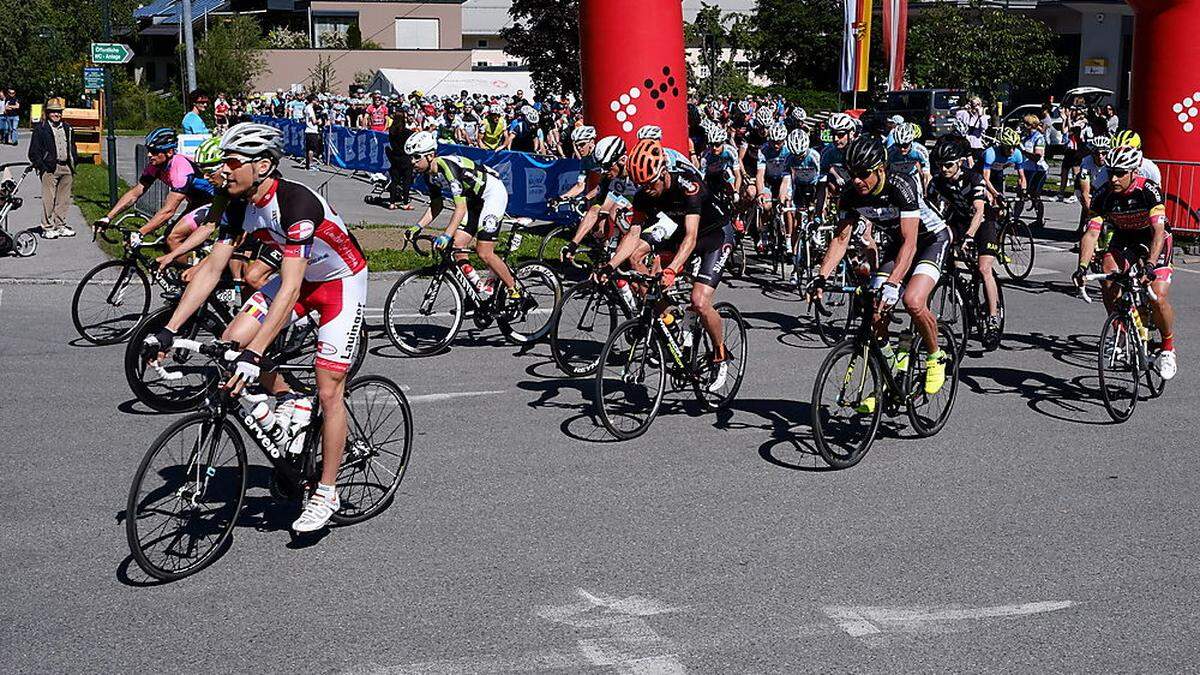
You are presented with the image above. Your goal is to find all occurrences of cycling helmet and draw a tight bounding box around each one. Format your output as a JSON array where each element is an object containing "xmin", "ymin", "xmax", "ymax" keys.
[
  {"xmin": 488, "ymin": 104, "xmax": 504, "ymax": 115},
  {"xmin": 826, "ymin": 112, "xmax": 856, "ymax": 133},
  {"xmin": 844, "ymin": 136, "xmax": 887, "ymax": 175},
  {"xmin": 892, "ymin": 122, "xmax": 917, "ymax": 145},
  {"xmin": 193, "ymin": 137, "xmax": 223, "ymax": 169},
  {"xmin": 404, "ymin": 130, "xmax": 438, "ymax": 156},
  {"xmin": 1111, "ymin": 129, "xmax": 1142, "ymax": 149},
  {"xmin": 637, "ymin": 125, "xmax": 663, "ymax": 141},
  {"xmin": 755, "ymin": 107, "xmax": 775, "ymax": 127},
  {"xmin": 951, "ymin": 117, "xmax": 969, "ymax": 136},
  {"xmin": 218, "ymin": 122, "xmax": 283, "ymax": 161},
  {"xmin": 571, "ymin": 125, "xmax": 597, "ymax": 143},
  {"xmin": 931, "ymin": 137, "xmax": 968, "ymax": 164},
  {"xmin": 627, "ymin": 139, "xmax": 668, "ymax": 185},
  {"xmin": 706, "ymin": 125, "xmax": 728, "ymax": 145},
  {"xmin": 1088, "ymin": 135, "xmax": 1113, "ymax": 152},
  {"xmin": 791, "ymin": 107, "xmax": 808, "ymax": 122},
  {"xmin": 996, "ymin": 127, "xmax": 1021, "ymax": 148},
  {"xmin": 786, "ymin": 128, "xmax": 810, "ymax": 155},
  {"xmin": 767, "ymin": 123, "xmax": 788, "ymax": 143},
  {"xmin": 737, "ymin": 100, "xmax": 752, "ymax": 114},
  {"xmin": 1106, "ymin": 145, "xmax": 1143, "ymax": 172},
  {"xmin": 593, "ymin": 135, "xmax": 627, "ymax": 168},
  {"xmin": 525, "ymin": 110, "xmax": 540, "ymax": 124},
  {"xmin": 910, "ymin": 123, "xmax": 923, "ymax": 140},
  {"xmin": 145, "ymin": 127, "xmax": 178, "ymax": 152}
]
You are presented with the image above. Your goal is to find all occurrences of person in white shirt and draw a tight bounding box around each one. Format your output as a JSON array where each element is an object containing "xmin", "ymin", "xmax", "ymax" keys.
[
  {"xmin": 954, "ymin": 96, "xmax": 990, "ymax": 159},
  {"xmin": 303, "ymin": 95, "xmax": 321, "ymax": 171}
]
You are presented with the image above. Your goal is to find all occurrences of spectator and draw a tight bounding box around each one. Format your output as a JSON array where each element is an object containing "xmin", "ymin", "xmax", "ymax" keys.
[
  {"xmin": 1019, "ymin": 113, "xmax": 1048, "ymax": 227},
  {"xmin": 1103, "ymin": 104, "xmax": 1119, "ymax": 134},
  {"xmin": 213, "ymin": 93, "xmax": 229, "ymax": 133},
  {"xmin": 182, "ymin": 90, "xmax": 210, "ymax": 134},
  {"xmin": 303, "ymin": 94, "xmax": 322, "ymax": 171},
  {"xmin": 366, "ymin": 92, "xmax": 389, "ymax": 132},
  {"xmin": 4, "ymin": 89, "xmax": 21, "ymax": 145},
  {"xmin": 506, "ymin": 107, "xmax": 544, "ymax": 154},
  {"xmin": 954, "ymin": 95, "xmax": 989, "ymax": 160},
  {"xmin": 1058, "ymin": 106, "xmax": 1088, "ymax": 202},
  {"xmin": 27, "ymin": 98, "xmax": 78, "ymax": 238},
  {"xmin": 480, "ymin": 104, "xmax": 507, "ymax": 150},
  {"xmin": 385, "ymin": 110, "xmax": 414, "ymax": 210},
  {"xmin": 0, "ymin": 89, "xmax": 9, "ymax": 144}
]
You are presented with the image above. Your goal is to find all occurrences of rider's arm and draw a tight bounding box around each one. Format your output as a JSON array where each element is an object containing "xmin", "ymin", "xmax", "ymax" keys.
[
  {"xmin": 160, "ymin": 222, "xmax": 215, "ymax": 265},
  {"xmin": 246, "ymin": 256, "xmax": 306, "ymax": 356},
  {"xmin": 1077, "ymin": 216, "xmax": 1102, "ymax": 270},
  {"xmin": 570, "ymin": 202, "xmax": 606, "ymax": 245},
  {"xmin": 966, "ymin": 198, "xmax": 986, "ymax": 238},
  {"xmin": 887, "ymin": 216, "xmax": 920, "ymax": 286},
  {"xmin": 444, "ymin": 197, "xmax": 469, "ymax": 238},
  {"xmin": 103, "ymin": 183, "xmax": 147, "ymax": 220},
  {"xmin": 731, "ymin": 159, "xmax": 744, "ymax": 195},
  {"xmin": 981, "ymin": 167, "xmax": 997, "ymax": 199},
  {"xmin": 139, "ymin": 191, "xmax": 187, "ymax": 236},
  {"xmin": 606, "ymin": 225, "xmax": 643, "ymax": 270},
  {"xmin": 780, "ymin": 175, "xmax": 793, "ymax": 205},
  {"xmin": 667, "ymin": 215, "xmax": 701, "ymax": 275},
  {"xmin": 755, "ymin": 166, "xmax": 766, "ymax": 199},
  {"xmin": 164, "ymin": 241, "xmax": 235, "ymax": 332},
  {"xmin": 1016, "ymin": 167, "xmax": 1028, "ymax": 193},
  {"xmin": 1146, "ymin": 202, "xmax": 1169, "ymax": 269}
]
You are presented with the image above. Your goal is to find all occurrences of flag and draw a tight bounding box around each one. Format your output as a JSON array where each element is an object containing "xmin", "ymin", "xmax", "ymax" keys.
[
  {"xmin": 882, "ymin": 0, "xmax": 908, "ymax": 91},
  {"xmin": 841, "ymin": 0, "xmax": 874, "ymax": 93}
]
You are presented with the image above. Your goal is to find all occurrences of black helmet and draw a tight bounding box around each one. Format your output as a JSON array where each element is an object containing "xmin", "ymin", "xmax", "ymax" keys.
[
  {"xmin": 931, "ymin": 137, "xmax": 968, "ymax": 165},
  {"xmin": 844, "ymin": 136, "xmax": 886, "ymax": 174}
]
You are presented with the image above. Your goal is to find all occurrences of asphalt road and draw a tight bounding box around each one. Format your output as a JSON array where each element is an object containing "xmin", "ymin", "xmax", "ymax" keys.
[{"xmin": 3, "ymin": 139, "xmax": 1200, "ymax": 671}]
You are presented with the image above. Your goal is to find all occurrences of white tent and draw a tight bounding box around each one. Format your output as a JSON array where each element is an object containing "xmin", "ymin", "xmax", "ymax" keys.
[{"xmin": 368, "ymin": 69, "xmax": 534, "ymax": 98}]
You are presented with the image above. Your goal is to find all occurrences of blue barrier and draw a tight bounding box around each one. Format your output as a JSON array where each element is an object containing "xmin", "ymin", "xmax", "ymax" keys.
[{"xmin": 253, "ymin": 116, "xmax": 581, "ymax": 221}]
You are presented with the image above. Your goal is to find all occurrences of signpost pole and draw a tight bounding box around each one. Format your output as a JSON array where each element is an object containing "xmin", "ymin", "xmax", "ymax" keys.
[{"xmin": 101, "ymin": 0, "xmax": 118, "ymax": 207}]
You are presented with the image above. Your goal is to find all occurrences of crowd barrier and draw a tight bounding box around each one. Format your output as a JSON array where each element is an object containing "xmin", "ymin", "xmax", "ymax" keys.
[
  {"xmin": 1151, "ymin": 158, "xmax": 1200, "ymax": 237},
  {"xmin": 252, "ymin": 116, "xmax": 581, "ymax": 221}
]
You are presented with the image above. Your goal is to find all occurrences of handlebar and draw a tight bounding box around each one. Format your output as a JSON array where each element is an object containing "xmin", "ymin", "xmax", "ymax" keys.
[
  {"xmin": 146, "ymin": 338, "xmax": 241, "ymax": 381},
  {"xmin": 1078, "ymin": 269, "xmax": 1159, "ymax": 304}
]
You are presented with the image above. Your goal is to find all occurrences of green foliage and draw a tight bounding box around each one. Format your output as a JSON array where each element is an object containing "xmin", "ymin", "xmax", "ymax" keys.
[
  {"xmin": 113, "ymin": 75, "xmax": 185, "ymax": 131},
  {"xmin": 346, "ymin": 22, "xmax": 363, "ymax": 50},
  {"xmin": 267, "ymin": 26, "xmax": 309, "ymax": 49},
  {"xmin": 908, "ymin": 1, "xmax": 1066, "ymax": 103},
  {"xmin": 685, "ymin": 3, "xmax": 758, "ymax": 98},
  {"xmin": 195, "ymin": 16, "xmax": 266, "ymax": 98},
  {"xmin": 500, "ymin": 0, "xmax": 581, "ymax": 97},
  {"xmin": 748, "ymin": 0, "xmax": 843, "ymax": 92},
  {"xmin": 308, "ymin": 55, "xmax": 340, "ymax": 95},
  {"xmin": 753, "ymin": 86, "xmax": 841, "ymax": 113}
]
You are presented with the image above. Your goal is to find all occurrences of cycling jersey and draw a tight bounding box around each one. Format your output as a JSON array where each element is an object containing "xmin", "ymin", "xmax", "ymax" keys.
[
  {"xmin": 218, "ymin": 178, "xmax": 366, "ymax": 283},
  {"xmin": 789, "ymin": 148, "xmax": 822, "ymax": 186},
  {"xmin": 632, "ymin": 160, "xmax": 729, "ymax": 242},
  {"xmin": 819, "ymin": 144, "xmax": 847, "ymax": 185},
  {"xmin": 481, "ymin": 117, "xmax": 507, "ymax": 150},
  {"xmin": 981, "ymin": 147, "xmax": 1026, "ymax": 174},
  {"xmin": 740, "ymin": 126, "xmax": 768, "ymax": 174},
  {"xmin": 576, "ymin": 155, "xmax": 601, "ymax": 188},
  {"xmin": 928, "ymin": 170, "xmax": 987, "ymax": 224},
  {"xmin": 599, "ymin": 171, "xmax": 637, "ymax": 208},
  {"xmin": 508, "ymin": 119, "xmax": 542, "ymax": 153},
  {"xmin": 837, "ymin": 171, "xmax": 947, "ymax": 239},
  {"xmin": 757, "ymin": 143, "xmax": 792, "ymax": 182},
  {"xmin": 1088, "ymin": 176, "xmax": 1167, "ymax": 234},
  {"xmin": 701, "ymin": 143, "xmax": 740, "ymax": 185},
  {"xmin": 887, "ymin": 144, "xmax": 928, "ymax": 178},
  {"xmin": 140, "ymin": 154, "xmax": 212, "ymax": 207},
  {"xmin": 428, "ymin": 155, "xmax": 501, "ymax": 204}
]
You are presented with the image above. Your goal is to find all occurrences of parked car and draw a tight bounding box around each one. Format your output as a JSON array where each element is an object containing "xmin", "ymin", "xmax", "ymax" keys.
[
  {"xmin": 862, "ymin": 88, "xmax": 966, "ymax": 138},
  {"xmin": 999, "ymin": 87, "xmax": 1112, "ymax": 155}
]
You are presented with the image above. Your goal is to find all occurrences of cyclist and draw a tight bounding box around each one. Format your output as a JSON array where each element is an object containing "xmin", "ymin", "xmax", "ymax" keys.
[
  {"xmin": 1096, "ymin": 129, "xmax": 1161, "ymax": 186},
  {"xmin": 786, "ymin": 127, "xmax": 822, "ymax": 282},
  {"xmin": 700, "ymin": 125, "xmax": 743, "ymax": 228},
  {"xmin": 143, "ymin": 122, "xmax": 368, "ymax": 533},
  {"xmin": 808, "ymin": 136, "xmax": 952, "ymax": 399},
  {"xmin": 506, "ymin": 107, "xmax": 545, "ymax": 154},
  {"xmin": 603, "ymin": 139, "xmax": 737, "ymax": 391},
  {"xmin": 406, "ymin": 130, "xmax": 523, "ymax": 304},
  {"xmin": 886, "ymin": 123, "xmax": 931, "ymax": 189},
  {"xmin": 737, "ymin": 106, "xmax": 772, "ymax": 232},
  {"xmin": 927, "ymin": 140, "xmax": 1002, "ymax": 348},
  {"xmin": 755, "ymin": 122, "xmax": 794, "ymax": 254},
  {"xmin": 1073, "ymin": 145, "xmax": 1177, "ymax": 380},
  {"xmin": 980, "ymin": 127, "xmax": 1027, "ymax": 203},
  {"xmin": 93, "ymin": 127, "xmax": 214, "ymax": 252},
  {"xmin": 555, "ymin": 125, "xmax": 599, "ymax": 202},
  {"xmin": 637, "ymin": 125, "xmax": 664, "ymax": 141},
  {"xmin": 562, "ymin": 135, "xmax": 635, "ymax": 258},
  {"xmin": 1075, "ymin": 136, "xmax": 1112, "ymax": 239},
  {"xmin": 815, "ymin": 112, "xmax": 858, "ymax": 220}
]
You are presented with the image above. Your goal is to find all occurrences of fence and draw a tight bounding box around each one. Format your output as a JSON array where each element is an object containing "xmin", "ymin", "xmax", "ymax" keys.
[
  {"xmin": 133, "ymin": 144, "xmax": 171, "ymax": 218},
  {"xmin": 1153, "ymin": 158, "xmax": 1200, "ymax": 237}
]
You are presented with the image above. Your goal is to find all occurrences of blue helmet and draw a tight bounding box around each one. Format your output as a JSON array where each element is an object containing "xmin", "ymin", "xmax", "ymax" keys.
[{"xmin": 144, "ymin": 127, "xmax": 178, "ymax": 152}]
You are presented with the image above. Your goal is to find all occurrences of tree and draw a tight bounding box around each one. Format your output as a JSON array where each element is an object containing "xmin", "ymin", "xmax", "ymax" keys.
[
  {"xmin": 346, "ymin": 22, "xmax": 363, "ymax": 50},
  {"xmin": 196, "ymin": 16, "xmax": 266, "ymax": 97},
  {"xmin": 500, "ymin": 0, "xmax": 581, "ymax": 97},
  {"xmin": 685, "ymin": 3, "xmax": 756, "ymax": 97},
  {"xmin": 908, "ymin": 1, "xmax": 1066, "ymax": 103},
  {"xmin": 747, "ymin": 0, "xmax": 843, "ymax": 92},
  {"xmin": 308, "ymin": 55, "xmax": 340, "ymax": 94}
]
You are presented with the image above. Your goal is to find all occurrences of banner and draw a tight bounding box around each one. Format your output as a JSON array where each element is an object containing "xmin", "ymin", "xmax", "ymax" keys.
[
  {"xmin": 882, "ymin": 0, "xmax": 907, "ymax": 91},
  {"xmin": 841, "ymin": 0, "xmax": 874, "ymax": 93},
  {"xmin": 252, "ymin": 116, "xmax": 581, "ymax": 221}
]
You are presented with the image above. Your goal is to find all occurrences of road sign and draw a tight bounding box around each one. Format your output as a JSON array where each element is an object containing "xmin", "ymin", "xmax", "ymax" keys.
[
  {"xmin": 90, "ymin": 43, "xmax": 133, "ymax": 65},
  {"xmin": 83, "ymin": 67, "xmax": 105, "ymax": 92}
]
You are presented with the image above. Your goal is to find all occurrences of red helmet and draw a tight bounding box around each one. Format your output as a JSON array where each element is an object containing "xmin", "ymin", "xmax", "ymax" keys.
[{"xmin": 627, "ymin": 139, "xmax": 667, "ymax": 186}]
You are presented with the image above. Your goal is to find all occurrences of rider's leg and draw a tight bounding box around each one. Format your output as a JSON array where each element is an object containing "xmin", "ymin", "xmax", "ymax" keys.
[
  {"xmin": 476, "ymin": 240, "xmax": 515, "ymax": 290},
  {"xmin": 903, "ymin": 273, "xmax": 940, "ymax": 353},
  {"xmin": 315, "ymin": 366, "xmax": 349, "ymax": 486},
  {"xmin": 1100, "ymin": 252, "xmax": 1121, "ymax": 315},
  {"xmin": 221, "ymin": 309, "xmax": 290, "ymax": 396},
  {"xmin": 978, "ymin": 254, "xmax": 1000, "ymax": 316},
  {"xmin": 474, "ymin": 183, "xmax": 515, "ymax": 291},
  {"xmin": 691, "ymin": 282, "xmax": 723, "ymax": 357}
]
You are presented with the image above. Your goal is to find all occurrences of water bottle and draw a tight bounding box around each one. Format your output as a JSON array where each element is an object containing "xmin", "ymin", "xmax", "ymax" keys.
[
  {"xmin": 616, "ymin": 279, "xmax": 636, "ymax": 310},
  {"xmin": 509, "ymin": 232, "xmax": 524, "ymax": 252},
  {"xmin": 459, "ymin": 261, "xmax": 490, "ymax": 298},
  {"xmin": 243, "ymin": 397, "xmax": 288, "ymax": 447},
  {"xmin": 895, "ymin": 331, "xmax": 912, "ymax": 373},
  {"xmin": 285, "ymin": 397, "xmax": 313, "ymax": 455}
]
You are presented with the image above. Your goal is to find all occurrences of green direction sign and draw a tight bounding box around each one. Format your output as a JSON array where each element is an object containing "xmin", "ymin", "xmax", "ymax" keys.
[
  {"xmin": 90, "ymin": 42, "xmax": 133, "ymax": 65},
  {"xmin": 83, "ymin": 67, "xmax": 105, "ymax": 92}
]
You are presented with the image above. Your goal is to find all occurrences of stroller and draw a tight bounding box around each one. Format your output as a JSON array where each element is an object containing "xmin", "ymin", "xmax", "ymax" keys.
[
  {"xmin": 0, "ymin": 162, "xmax": 38, "ymax": 258},
  {"xmin": 362, "ymin": 171, "xmax": 395, "ymax": 208}
]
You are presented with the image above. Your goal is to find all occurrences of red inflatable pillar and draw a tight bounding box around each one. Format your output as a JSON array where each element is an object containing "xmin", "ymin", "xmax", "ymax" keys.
[
  {"xmin": 1128, "ymin": 0, "xmax": 1200, "ymax": 232},
  {"xmin": 580, "ymin": 0, "xmax": 690, "ymax": 153}
]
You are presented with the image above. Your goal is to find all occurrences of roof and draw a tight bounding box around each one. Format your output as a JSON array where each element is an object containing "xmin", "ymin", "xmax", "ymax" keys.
[
  {"xmin": 134, "ymin": 0, "xmax": 229, "ymax": 25},
  {"xmin": 369, "ymin": 67, "xmax": 533, "ymax": 97}
]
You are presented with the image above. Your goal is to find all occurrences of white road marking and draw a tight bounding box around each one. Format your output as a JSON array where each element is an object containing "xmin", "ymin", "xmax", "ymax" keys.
[
  {"xmin": 823, "ymin": 600, "xmax": 1075, "ymax": 638},
  {"xmin": 407, "ymin": 389, "xmax": 506, "ymax": 403},
  {"xmin": 536, "ymin": 588, "xmax": 688, "ymax": 672},
  {"xmin": 823, "ymin": 607, "xmax": 882, "ymax": 637}
]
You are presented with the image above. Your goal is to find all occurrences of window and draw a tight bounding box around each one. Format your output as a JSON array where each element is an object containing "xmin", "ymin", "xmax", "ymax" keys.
[
  {"xmin": 313, "ymin": 13, "xmax": 356, "ymax": 48},
  {"xmin": 395, "ymin": 18, "xmax": 439, "ymax": 49},
  {"xmin": 477, "ymin": 39, "xmax": 488, "ymax": 48}
]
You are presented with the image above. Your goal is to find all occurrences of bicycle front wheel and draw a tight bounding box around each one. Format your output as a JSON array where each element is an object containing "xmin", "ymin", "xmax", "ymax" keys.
[
  {"xmin": 595, "ymin": 319, "xmax": 667, "ymax": 440},
  {"xmin": 1097, "ymin": 312, "xmax": 1140, "ymax": 422},
  {"xmin": 126, "ymin": 414, "xmax": 247, "ymax": 581},
  {"xmin": 124, "ymin": 306, "xmax": 226, "ymax": 412},
  {"xmin": 811, "ymin": 338, "xmax": 884, "ymax": 469},
  {"xmin": 498, "ymin": 262, "xmax": 562, "ymax": 344},
  {"xmin": 691, "ymin": 302, "xmax": 748, "ymax": 410},
  {"xmin": 550, "ymin": 280, "xmax": 620, "ymax": 376},
  {"xmin": 384, "ymin": 268, "xmax": 465, "ymax": 356},
  {"xmin": 815, "ymin": 264, "xmax": 854, "ymax": 346},
  {"xmin": 1001, "ymin": 219, "xmax": 1036, "ymax": 280},
  {"xmin": 72, "ymin": 260, "xmax": 151, "ymax": 345}
]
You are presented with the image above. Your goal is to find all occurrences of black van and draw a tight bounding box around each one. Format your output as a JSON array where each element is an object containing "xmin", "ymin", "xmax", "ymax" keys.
[{"xmin": 863, "ymin": 88, "xmax": 966, "ymax": 138}]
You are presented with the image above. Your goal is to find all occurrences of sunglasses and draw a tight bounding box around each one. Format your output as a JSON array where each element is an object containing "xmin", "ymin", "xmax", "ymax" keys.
[
  {"xmin": 940, "ymin": 161, "xmax": 959, "ymax": 170},
  {"xmin": 222, "ymin": 156, "xmax": 252, "ymax": 170},
  {"xmin": 833, "ymin": 131, "xmax": 849, "ymax": 138},
  {"xmin": 851, "ymin": 167, "xmax": 876, "ymax": 180}
]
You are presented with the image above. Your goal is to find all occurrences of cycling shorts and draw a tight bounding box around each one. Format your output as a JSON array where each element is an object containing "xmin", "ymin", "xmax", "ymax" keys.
[
  {"xmin": 242, "ymin": 268, "xmax": 367, "ymax": 372},
  {"xmin": 459, "ymin": 175, "xmax": 508, "ymax": 243},
  {"xmin": 792, "ymin": 183, "xmax": 818, "ymax": 208},
  {"xmin": 948, "ymin": 215, "xmax": 999, "ymax": 255},
  {"xmin": 692, "ymin": 222, "xmax": 737, "ymax": 289},
  {"xmin": 1105, "ymin": 229, "xmax": 1174, "ymax": 285},
  {"xmin": 764, "ymin": 174, "xmax": 787, "ymax": 197},
  {"xmin": 876, "ymin": 227, "xmax": 952, "ymax": 285}
]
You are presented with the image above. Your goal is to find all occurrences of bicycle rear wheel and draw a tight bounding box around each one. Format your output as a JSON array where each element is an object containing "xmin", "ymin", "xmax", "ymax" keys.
[
  {"xmin": 126, "ymin": 414, "xmax": 247, "ymax": 581},
  {"xmin": 929, "ymin": 277, "xmax": 968, "ymax": 360},
  {"xmin": 550, "ymin": 280, "xmax": 620, "ymax": 376},
  {"xmin": 811, "ymin": 338, "xmax": 884, "ymax": 469},
  {"xmin": 124, "ymin": 306, "xmax": 226, "ymax": 412},
  {"xmin": 498, "ymin": 261, "xmax": 562, "ymax": 344},
  {"xmin": 814, "ymin": 264, "xmax": 854, "ymax": 346},
  {"xmin": 595, "ymin": 319, "xmax": 666, "ymax": 440},
  {"xmin": 384, "ymin": 268, "xmax": 465, "ymax": 356},
  {"xmin": 904, "ymin": 328, "xmax": 961, "ymax": 437},
  {"xmin": 691, "ymin": 302, "xmax": 748, "ymax": 410},
  {"xmin": 1001, "ymin": 219, "xmax": 1036, "ymax": 280},
  {"xmin": 1145, "ymin": 346, "xmax": 1167, "ymax": 399},
  {"xmin": 1097, "ymin": 312, "xmax": 1140, "ymax": 422},
  {"xmin": 325, "ymin": 375, "xmax": 414, "ymax": 525},
  {"xmin": 72, "ymin": 260, "xmax": 151, "ymax": 345}
]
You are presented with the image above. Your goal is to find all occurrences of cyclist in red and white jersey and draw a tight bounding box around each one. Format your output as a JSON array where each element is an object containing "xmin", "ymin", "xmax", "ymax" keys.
[{"xmin": 144, "ymin": 122, "xmax": 368, "ymax": 532}]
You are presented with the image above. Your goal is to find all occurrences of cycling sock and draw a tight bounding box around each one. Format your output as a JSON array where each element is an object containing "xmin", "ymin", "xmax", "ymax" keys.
[{"xmin": 1163, "ymin": 333, "xmax": 1175, "ymax": 351}]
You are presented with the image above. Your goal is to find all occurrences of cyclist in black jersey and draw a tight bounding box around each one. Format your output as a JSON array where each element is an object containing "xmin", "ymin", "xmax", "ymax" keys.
[
  {"xmin": 562, "ymin": 136, "xmax": 634, "ymax": 259},
  {"xmin": 809, "ymin": 136, "xmax": 951, "ymax": 396},
  {"xmin": 604, "ymin": 139, "xmax": 737, "ymax": 391}
]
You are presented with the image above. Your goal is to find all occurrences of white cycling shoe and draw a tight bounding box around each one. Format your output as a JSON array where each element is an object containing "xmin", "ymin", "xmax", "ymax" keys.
[
  {"xmin": 292, "ymin": 486, "xmax": 340, "ymax": 533},
  {"xmin": 707, "ymin": 360, "xmax": 729, "ymax": 394},
  {"xmin": 1158, "ymin": 349, "xmax": 1178, "ymax": 381}
]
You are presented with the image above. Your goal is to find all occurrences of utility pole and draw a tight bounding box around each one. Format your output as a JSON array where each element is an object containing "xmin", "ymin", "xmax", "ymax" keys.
[
  {"xmin": 181, "ymin": 0, "xmax": 197, "ymax": 93},
  {"xmin": 102, "ymin": 0, "xmax": 118, "ymax": 206}
]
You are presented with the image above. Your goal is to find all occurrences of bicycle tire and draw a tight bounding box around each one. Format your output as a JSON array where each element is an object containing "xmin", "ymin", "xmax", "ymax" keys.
[
  {"xmin": 126, "ymin": 414, "xmax": 247, "ymax": 581},
  {"xmin": 497, "ymin": 262, "xmax": 562, "ymax": 344},
  {"xmin": 904, "ymin": 328, "xmax": 961, "ymax": 437},
  {"xmin": 326, "ymin": 375, "xmax": 414, "ymax": 525},
  {"xmin": 811, "ymin": 338, "xmax": 884, "ymax": 469},
  {"xmin": 72, "ymin": 259, "xmax": 151, "ymax": 345},
  {"xmin": 595, "ymin": 318, "xmax": 666, "ymax": 440},
  {"xmin": 690, "ymin": 302, "xmax": 748, "ymax": 411},
  {"xmin": 536, "ymin": 225, "xmax": 572, "ymax": 264},
  {"xmin": 550, "ymin": 280, "xmax": 620, "ymax": 376},
  {"xmin": 124, "ymin": 306, "xmax": 227, "ymax": 412},
  {"xmin": 383, "ymin": 267, "xmax": 465, "ymax": 356},
  {"xmin": 1097, "ymin": 312, "xmax": 1139, "ymax": 422},
  {"xmin": 1144, "ymin": 347, "xmax": 1167, "ymax": 400},
  {"xmin": 815, "ymin": 264, "xmax": 855, "ymax": 346},
  {"xmin": 1001, "ymin": 219, "xmax": 1036, "ymax": 280},
  {"xmin": 930, "ymin": 276, "xmax": 968, "ymax": 361}
]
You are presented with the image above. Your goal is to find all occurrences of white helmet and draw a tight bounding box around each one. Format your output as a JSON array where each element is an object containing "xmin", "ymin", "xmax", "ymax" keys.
[
  {"xmin": 786, "ymin": 128, "xmax": 810, "ymax": 155},
  {"xmin": 892, "ymin": 122, "xmax": 917, "ymax": 145},
  {"xmin": 525, "ymin": 109, "xmax": 540, "ymax": 124},
  {"xmin": 636, "ymin": 125, "xmax": 663, "ymax": 141},
  {"xmin": 755, "ymin": 107, "xmax": 775, "ymax": 126},
  {"xmin": 737, "ymin": 100, "xmax": 751, "ymax": 114},
  {"xmin": 1106, "ymin": 145, "xmax": 1143, "ymax": 172},
  {"xmin": 791, "ymin": 107, "xmax": 808, "ymax": 122},
  {"xmin": 767, "ymin": 123, "xmax": 788, "ymax": 142},
  {"xmin": 706, "ymin": 125, "xmax": 728, "ymax": 145},
  {"xmin": 594, "ymin": 135, "xmax": 627, "ymax": 167},
  {"xmin": 404, "ymin": 130, "xmax": 437, "ymax": 156},
  {"xmin": 219, "ymin": 122, "xmax": 283, "ymax": 160},
  {"xmin": 826, "ymin": 112, "xmax": 856, "ymax": 133},
  {"xmin": 571, "ymin": 125, "xmax": 597, "ymax": 143}
]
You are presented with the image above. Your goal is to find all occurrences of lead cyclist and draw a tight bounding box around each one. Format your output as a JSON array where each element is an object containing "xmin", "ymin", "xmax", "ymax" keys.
[{"xmin": 143, "ymin": 122, "xmax": 369, "ymax": 533}]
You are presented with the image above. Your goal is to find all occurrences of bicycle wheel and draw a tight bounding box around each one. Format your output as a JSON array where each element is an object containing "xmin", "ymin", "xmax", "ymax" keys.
[
  {"xmin": 1145, "ymin": 345, "xmax": 1167, "ymax": 399},
  {"xmin": 691, "ymin": 302, "xmax": 748, "ymax": 410},
  {"xmin": 728, "ymin": 235, "xmax": 747, "ymax": 280},
  {"xmin": 595, "ymin": 319, "xmax": 666, "ymax": 440},
  {"xmin": 1000, "ymin": 219, "xmax": 1036, "ymax": 280},
  {"xmin": 904, "ymin": 328, "xmax": 961, "ymax": 437},
  {"xmin": 815, "ymin": 265, "xmax": 854, "ymax": 346},
  {"xmin": 929, "ymin": 277, "xmax": 968, "ymax": 360},
  {"xmin": 124, "ymin": 306, "xmax": 226, "ymax": 412},
  {"xmin": 536, "ymin": 225, "xmax": 572, "ymax": 264},
  {"xmin": 811, "ymin": 338, "xmax": 884, "ymax": 469},
  {"xmin": 498, "ymin": 262, "xmax": 562, "ymax": 344},
  {"xmin": 550, "ymin": 280, "xmax": 620, "ymax": 376},
  {"xmin": 383, "ymin": 267, "xmax": 464, "ymax": 356},
  {"xmin": 126, "ymin": 414, "xmax": 247, "ymax": 581},
  {"xmin": 72, "ymin": 260, "xmax": 151, "ymax": 345},
  {"xmin": 1097, "ymin": 312, "xmax": 1140, "ymax": 422},
  {"xmin": 324, "ymin": 375, "xmax": 414, "ymax": 525}
]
